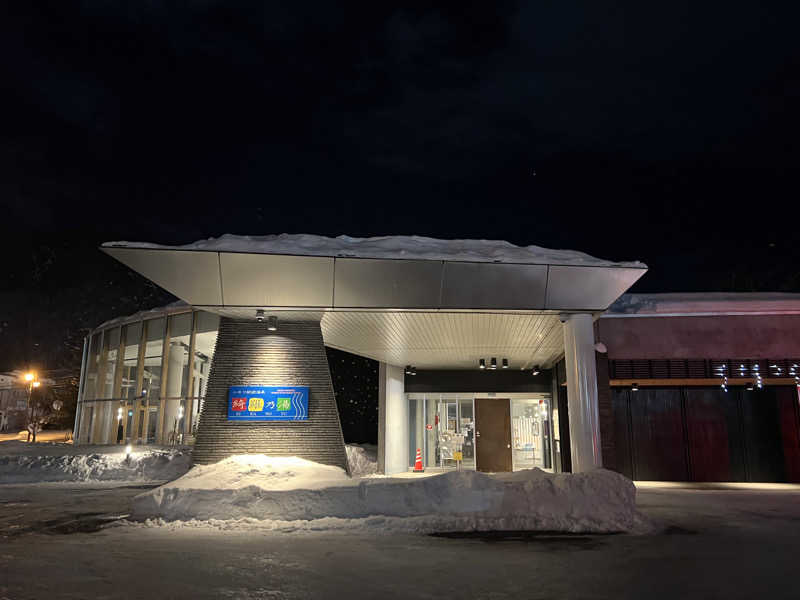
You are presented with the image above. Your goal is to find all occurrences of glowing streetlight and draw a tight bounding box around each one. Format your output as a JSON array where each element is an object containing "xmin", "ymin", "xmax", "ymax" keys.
[{"xmin": 22, "ymin": 371, "xmax": 42, "ymax": 442}]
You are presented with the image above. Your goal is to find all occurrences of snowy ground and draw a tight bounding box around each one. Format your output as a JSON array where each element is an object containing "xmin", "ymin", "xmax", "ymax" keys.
[
  {"xmin": 3, "ymin": 443, "xmax": 799, "ymax": 598},
  {"xmin": 1, "ymin": 482, "xmax": 800, "ymax": 599}
]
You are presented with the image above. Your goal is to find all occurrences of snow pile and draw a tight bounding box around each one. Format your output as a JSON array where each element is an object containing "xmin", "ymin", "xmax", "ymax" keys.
[
  {"xmin": 133, "ymin": 455, "xmax": 637, "ymax": 533},
  {"xmin": 104, "ymin": 234, "xmax": 645, "ymax": 268},
  {"xmin": 345, "ymin": 443, "xmax": 377, "ymax": 477},
  {"xmin": 0, "ymin": 448, "xmax": 192, "ymax": 483}
]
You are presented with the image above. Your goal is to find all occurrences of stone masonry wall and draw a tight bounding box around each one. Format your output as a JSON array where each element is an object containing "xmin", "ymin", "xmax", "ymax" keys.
[{"xmin": 192, "ymin": 318, "xmax": 348, "ymax": 470}]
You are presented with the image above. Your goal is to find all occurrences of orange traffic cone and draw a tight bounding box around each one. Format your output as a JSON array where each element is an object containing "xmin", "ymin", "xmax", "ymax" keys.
[{"xmin": 413, "ymin": 448, "xmax": 424, "ymax": 472}]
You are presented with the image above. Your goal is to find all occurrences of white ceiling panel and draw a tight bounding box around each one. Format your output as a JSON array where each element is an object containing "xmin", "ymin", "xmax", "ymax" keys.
[{"xmin": 320, "ymin": 311, "xmax": 564, "ymax": 369}]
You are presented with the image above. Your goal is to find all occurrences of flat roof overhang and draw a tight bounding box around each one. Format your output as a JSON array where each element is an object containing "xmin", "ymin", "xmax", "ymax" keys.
[
  {"xmin": 101, "ymin": 245, "xmax": 646, "ymax": 370},
  {"xmin": 101, "ymin": 246, "xmax": 646, "ymax": 312}
]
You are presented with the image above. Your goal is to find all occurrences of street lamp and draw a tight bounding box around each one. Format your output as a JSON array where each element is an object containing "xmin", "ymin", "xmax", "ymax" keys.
[{"xmin": 22, "ymin": 372, "xmax": 40, "ymax": 442}]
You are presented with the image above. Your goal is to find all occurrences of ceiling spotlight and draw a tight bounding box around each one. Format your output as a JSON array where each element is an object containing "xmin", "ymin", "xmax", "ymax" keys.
[
  {"xmin": 502, "ymin": 358, "xmax": 509, "ymax": 369},
  {"xmin": 256, "ymin": 309, "xmax": 265, "ymax": 323},
  {"xmin": 490, "ymin": 357, "xmax": 497, "ymax": 370},
  {"xmin": 631, "ymin": 382, "xmax": 639, "ymax": 392},
  {"xmin": 532, "ymin": 365, "xmax": 541, "ymax": 376},
  {"xmin": 479, "ymin": 358, "xmax": 486, "ymax": 370},
  {"xmin": 267, "ymin": 315, "xmax": 278, "ymax": 331}
]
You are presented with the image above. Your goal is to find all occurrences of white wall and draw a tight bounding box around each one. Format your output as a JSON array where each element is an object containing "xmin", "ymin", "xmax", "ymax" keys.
[{"xmin": 377, "ymin": 363, "xmax": 408, "ymax": 475}]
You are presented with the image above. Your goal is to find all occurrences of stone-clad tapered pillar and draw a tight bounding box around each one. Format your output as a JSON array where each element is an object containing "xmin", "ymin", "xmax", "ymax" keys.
[{"xmin": 192, "ymin": 317, "xmax": 348, "ymax": 471}]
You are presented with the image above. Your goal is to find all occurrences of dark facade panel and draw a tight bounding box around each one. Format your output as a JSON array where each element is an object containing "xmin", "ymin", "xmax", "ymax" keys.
[
  {"xmin": 192, "ymin": 319, "xmax": 348, "ymax": 470},
  {"xmin": 611, "ymin": 389, "xmax": 634, "ymax": 479},
  {"xmin": 404, "ymin": 369, "xmax": 552, "ymax": 394},
  {"xmin": 777, "ymin": 386, "xmax": 800, "ymax": 483},
  {"xmin": 629, "ymin": 388, "xmax": 689, "ymax": 481},
  {"xmin": 740, "ymin": 389, "xmax": 785, "ymax": 482},
  {"xmin": 609, "ymin": 385, "xmax": 798, "ymax": 482},
  {"xmin": 684, "ymin": 389, "xmax": 742, "ymax": 481},
  {"xmin": 599, "ymin": 314, "xmax": 800, "ymax": 360},
  {"xmin": 595, "ymin": 354, "xmax": 615, "ymax": 472}
]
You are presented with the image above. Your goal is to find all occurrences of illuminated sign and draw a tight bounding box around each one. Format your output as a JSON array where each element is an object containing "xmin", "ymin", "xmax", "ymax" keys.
[{"xmin": 227, "ymin": 386, "xmax": 309, "ymax": 421}]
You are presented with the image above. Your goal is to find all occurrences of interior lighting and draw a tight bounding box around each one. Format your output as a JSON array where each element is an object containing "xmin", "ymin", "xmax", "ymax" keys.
[
  {"xmin": 502, "ymin": 358, "xmax": 509, "ymax": 369},
  {"xmin": 631, "ymin": 382, "xmax": 639, "ymax": 392},
  {"xmin": 490, "ymin": 357, "xmax": 497, "ymax": 370},
  {"xmin": 410, "ymin": 366, "xmax": 417, "ymax": 376},
  {"xmin": 267, "ymin": 316, "xmax": 278, "ymax": 331},
  {"xmin": 479, "ymin": 359, "xmax": 486, "ymax": 370},
  {"xmin": 32, "ymin": 381, "xmax": 41, "ymax": 388},
  {"xmin": 255, "ymin": 309, "xmax": 265, "ymax": 322},
  {"xmin": 24, "ymin": 372, "xmax": 35, "ymax": 382},
  {"xmin": 532, "ymin": 365, "xmax": 541, "ymax": 376},
  {"xmin": 405, "ymin": 365, "xmax": 412, "ymax": 375}
]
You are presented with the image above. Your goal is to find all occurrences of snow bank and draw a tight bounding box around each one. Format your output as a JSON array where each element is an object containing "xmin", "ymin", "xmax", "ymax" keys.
[
  {"xmin": 0, "ymin": 447, "xmax": 192, "ymax": 483},
  {"xmin": 104, "ymin": 234, "xmax": 645, "ymax": 268},
  {"xmin": 345, "ymin": 443, "xmax": 377, "ymax": 477},
  {"xmin": 133, "ymin": 456, "xmax": 637, "ymax": 533}
]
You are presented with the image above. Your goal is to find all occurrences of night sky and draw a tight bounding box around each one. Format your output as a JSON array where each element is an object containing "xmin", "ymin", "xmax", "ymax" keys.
[{"xmin": 0, "ymin": 3, "xmax": 798, "ymax": 429}]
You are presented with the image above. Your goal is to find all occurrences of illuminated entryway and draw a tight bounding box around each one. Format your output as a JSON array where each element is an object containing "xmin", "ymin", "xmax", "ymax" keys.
[{"xmin": 407, "ymin": 393, "xmax": 553, "ymax": 472}]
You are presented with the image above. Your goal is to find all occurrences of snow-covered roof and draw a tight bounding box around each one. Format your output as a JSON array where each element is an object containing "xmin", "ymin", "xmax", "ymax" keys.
[
  {"xmin": 606, "ymin": 292, "xmax": 800, "ymax": 317},
  {"xmin": 91, "ymin": 300, "xmax": 192, "ymax": 333},
  {"xmin": 103, "ymin": 234, "xmax": 645, "ymax": 268}
]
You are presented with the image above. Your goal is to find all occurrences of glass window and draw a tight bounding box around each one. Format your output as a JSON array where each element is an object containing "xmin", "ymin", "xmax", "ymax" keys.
[
  {"xmin": 83, "ymin": 333, "xmax": 102, "ymax": 401},
  {"xmin": 121, "ymin": 322, "xmax": 142, "ymax": 400},
  {"xmin": 99, "ymin": 327, "xmax": 120, "ymax": 399},
  {"xmin": 511, "ymin": 397, "xmax": 553, "ymax": 471},
  {"xmin": 459, "ymin": 399, "xmax": 475, "ymax": 469},
  {"xmin": 165, "ymin": 313, "xmax": 192, "ymax": 398},
  {"xmin": 142, "ymin": 318, "xmax": 165, "ymax": 400},
  {"xmin": 192, "ymin": 312, "xmax": 219, "ymax": 399}
]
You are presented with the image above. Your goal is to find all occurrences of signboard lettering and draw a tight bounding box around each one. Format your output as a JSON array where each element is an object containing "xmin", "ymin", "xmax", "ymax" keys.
[{"xmin": 227, "ymin": 386, "xmax": 309, "ymax": 421}]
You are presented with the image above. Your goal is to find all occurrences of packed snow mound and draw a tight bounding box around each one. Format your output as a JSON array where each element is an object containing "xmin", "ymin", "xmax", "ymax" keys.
[
  {"xmin": 346, "ymin": 443, "xmax": 377, "ymax": 477},
  {"xmin": 133, "ymin": 456, "xmax": 637, "ymax": 533},
  {"xmin": 104, "ymin": 234, "xmax": 645, "ymax": 268},
  {"xmin": 0, "ymin": 448, "xmax": 191, "ymax": 483}
]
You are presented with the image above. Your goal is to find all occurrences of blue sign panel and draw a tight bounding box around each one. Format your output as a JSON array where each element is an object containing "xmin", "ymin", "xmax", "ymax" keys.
[{"xmin": 227, "ymin": 386, "xmax": 309, "ymax": 421}]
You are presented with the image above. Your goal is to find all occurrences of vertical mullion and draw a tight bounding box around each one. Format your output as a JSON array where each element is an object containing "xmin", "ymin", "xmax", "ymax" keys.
[{"xmin": 184, "ymin": 311, "xmax": 198, "ymax": 437}]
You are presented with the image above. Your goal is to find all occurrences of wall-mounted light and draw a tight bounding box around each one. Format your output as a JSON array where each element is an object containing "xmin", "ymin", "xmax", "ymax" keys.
[
  {"xmin": 405, "ymin": 365, "xmax": 412, "ymax": 375},
  {"xmin": 256, "ymin": 309, "xmax": 265, "ymax": 323},
  {"xmin": 410, "ymin": 366, "xmax": 417, "ymax": 376},
  {"xmin": 631, "ymin": 382, "xmax": 639, "ymax": 392},
  {"xmin": 532, "ymin": 365, "xmax": 541, "ymax": 376},
  {"xmin": 502, "ymin": 358, "xmax": 509, "ymax": 369},
  {"xmin": 479, "ymin": 359, "xmax": 486, "ymax": 370},
  {"xmin": 490, "ymin": 357, "xmax": 497, "ymax": 370},
  {"xmin": 267, "ymin": 315, "xmax": 278, "ymax": 331}
]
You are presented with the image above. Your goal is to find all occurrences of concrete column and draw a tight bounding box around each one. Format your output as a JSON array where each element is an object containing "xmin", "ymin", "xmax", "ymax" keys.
[
  {"xmin": 561, "ymin": 313, "xmax": 602, "ymax": 472},
  {"xmin": 377, "ymin": 363, "xmax": 408, "ymax": 475}
]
